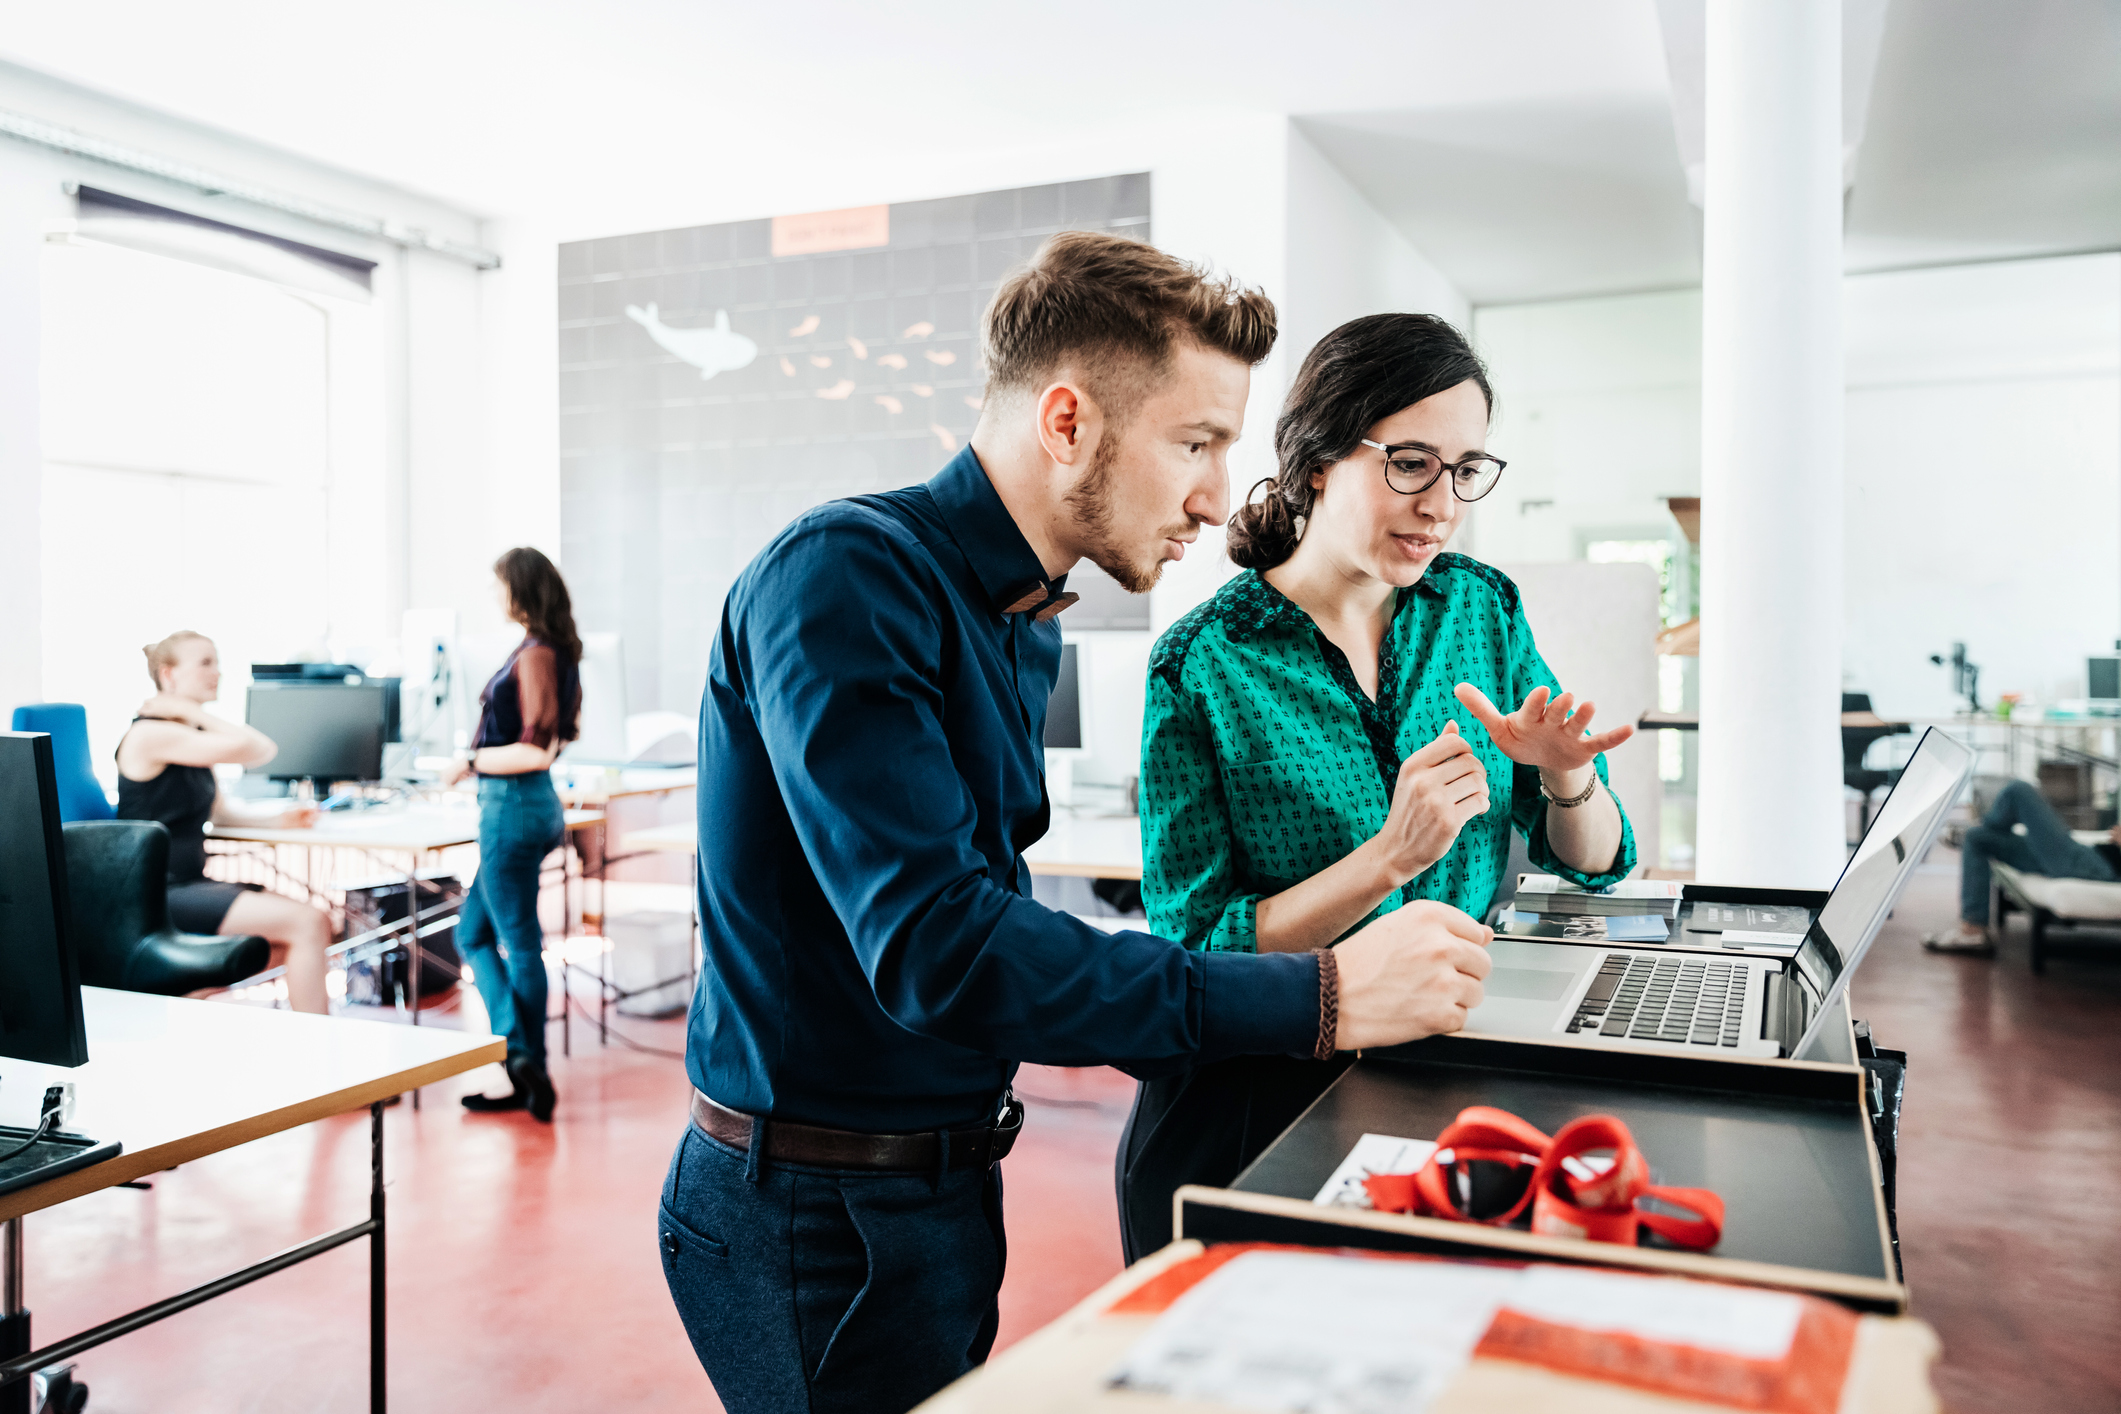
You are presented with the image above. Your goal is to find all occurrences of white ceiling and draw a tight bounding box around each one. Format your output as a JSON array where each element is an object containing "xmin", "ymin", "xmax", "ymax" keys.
[
  {"xmin": 0, "ymin": 1, "xmax": 1665, "ymax": 223},
  {"xmin": 0, "ymin": 0, "xmax": 2113, "ymax": 304},
  {"xmin": 1304, "ymin": 0, "xmax": 2121, "ymax": 304}
]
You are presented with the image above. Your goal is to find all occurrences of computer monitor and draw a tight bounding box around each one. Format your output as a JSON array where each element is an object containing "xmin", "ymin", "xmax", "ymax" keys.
[
  {"xmin": 0, "ymin": 733, "xmax": 90, "ymax": 1066},
  {"xmin": 2090, "ymin": 655, "xmax": 2119, "ymax": 702},
  {"xmin": 246, "ymin": 682, "xmax": 387, "ymax": 784},
  {"xmin": 1045, "ymin": 643, "xmax": 1083, "ymax": 751},
  {"xmin": 253, "ymin": 666, "xmax": 403, "ymax": 741}
]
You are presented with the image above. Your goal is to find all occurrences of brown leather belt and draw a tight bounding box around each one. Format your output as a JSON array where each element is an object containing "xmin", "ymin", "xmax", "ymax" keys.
[{"xmin": 689, "ymin": 1089, "xmax": 1023, "ymax": 1172}]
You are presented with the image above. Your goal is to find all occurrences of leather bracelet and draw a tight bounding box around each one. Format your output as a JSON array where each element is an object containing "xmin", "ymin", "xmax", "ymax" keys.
[
  {"xmin": 1538, "ymin": 771, "xmax": 1599, "ymax": 808},
  {"xmin": 1313, "ymin": 947, "xmax": 1339, "ymax": 1061}
]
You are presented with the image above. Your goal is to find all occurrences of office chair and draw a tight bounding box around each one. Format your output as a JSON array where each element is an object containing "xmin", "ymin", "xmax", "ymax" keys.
[
  {"xmin": 10, "ymin": 703, "xmax": 115, "ymax": 821},
  {"xmin": 1842, "ymin": 692, "xmax": 1911, "ymax": 841},
  {"xmin": 61, "ymin": 821, "xmax": 270, "ymax": 996}
]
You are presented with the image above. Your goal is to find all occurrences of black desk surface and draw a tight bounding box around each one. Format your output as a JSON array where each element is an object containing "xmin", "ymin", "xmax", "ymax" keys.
[{"xmin": 1229, "ymin": 1049, "xmax": 1891, "ymax": 1282}]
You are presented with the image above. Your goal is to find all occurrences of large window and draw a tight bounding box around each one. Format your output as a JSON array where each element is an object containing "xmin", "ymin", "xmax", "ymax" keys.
[{"xmin": 39, "ymin": 237, "xmax": 381, "ymax": 789}]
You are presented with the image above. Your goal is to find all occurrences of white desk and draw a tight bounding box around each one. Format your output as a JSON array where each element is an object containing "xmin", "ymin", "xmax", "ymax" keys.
[
  {"xmin": 620, "ymin": 821, "xmax": 699, "ymax": 854},
  {"xmin": 208, "ymin": 804, "xmax": 604, "ymax": 852},
  {"xmin": 0, "ymin": 989, "xmax": 498, "ymax": 1410},
  {"xmin": 207, "ymin": 806, "xmax": 606, "ymax": 1073},
  {"xmin": 617, "ymin": 815, "xmax": 1146, "ymax": 881},
  {"xmin": 1024, "ymin": 815, "xmax": 1143, "ymax": 881}
]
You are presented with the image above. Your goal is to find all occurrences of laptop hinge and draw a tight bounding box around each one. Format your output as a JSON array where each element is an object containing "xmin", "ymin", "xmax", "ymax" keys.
[{"xmin": 1760, "ymin": 974, "xmax": 1809, "ymax": 1057}]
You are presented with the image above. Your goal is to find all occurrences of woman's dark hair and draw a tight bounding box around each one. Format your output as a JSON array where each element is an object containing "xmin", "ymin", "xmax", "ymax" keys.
[
  {"xmin": 495, "ymin": 546, "xmax": 583, "ymax": 667},
  {"xmin": 1227, "ymin": 313, "xmax": 1494, "ymax": 570}
]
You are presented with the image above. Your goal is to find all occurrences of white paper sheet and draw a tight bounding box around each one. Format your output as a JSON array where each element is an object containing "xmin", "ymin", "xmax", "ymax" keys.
[
  {"xmin": 1107, "ymin": 1250, "xmax": 1519, "ymax": 1414},
  {"xmin": 1503, "ymin": 1266, "xmax": 1802, "ymax": 1360},
  {"xmin": 1312, "ymin": 1133, "xmax": 1437, "ymax": 1208}
]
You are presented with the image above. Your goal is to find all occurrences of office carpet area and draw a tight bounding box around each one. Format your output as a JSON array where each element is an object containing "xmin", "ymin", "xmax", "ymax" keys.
[{"xmin": 16, "ymin": 854, "xmax": 2118, "ymax": 1411}]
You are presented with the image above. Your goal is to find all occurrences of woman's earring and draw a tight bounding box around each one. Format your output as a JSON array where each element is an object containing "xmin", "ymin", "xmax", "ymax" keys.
[{"xmin": 1292, "ymin": 514, "xmax": 1308, "ymax": 541}]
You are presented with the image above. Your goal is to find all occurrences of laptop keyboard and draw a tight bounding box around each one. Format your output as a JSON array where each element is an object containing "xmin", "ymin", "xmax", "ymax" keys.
[{"xmin": 1565, "ymin": 955, "xmax": 1749, "ymax": 1047}]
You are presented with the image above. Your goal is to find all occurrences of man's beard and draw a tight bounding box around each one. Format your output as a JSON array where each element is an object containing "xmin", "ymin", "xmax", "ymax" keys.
[{"xmin": 1064, "ymin": 433, "xmax": 1180, "ymax": 594}]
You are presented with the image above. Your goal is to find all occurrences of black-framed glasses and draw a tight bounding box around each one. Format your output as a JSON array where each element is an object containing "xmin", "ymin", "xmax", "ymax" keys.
[{"xmin": 1360, "ymin": 439, "xmax": 1507, "ymax": 502}]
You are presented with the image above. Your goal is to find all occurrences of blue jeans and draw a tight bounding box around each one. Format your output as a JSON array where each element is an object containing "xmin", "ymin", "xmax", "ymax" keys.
[
  {"xmin": 658, "ymin": 1122, "xmax": 1006, "ymax": 1414},
  {"xmin": 457, "ymin": 773, "xmax": 564, "ymax": 1067},
  {"xmin": 1961, "ymin": 780, "xmax": 2117, "ymax": 922}
]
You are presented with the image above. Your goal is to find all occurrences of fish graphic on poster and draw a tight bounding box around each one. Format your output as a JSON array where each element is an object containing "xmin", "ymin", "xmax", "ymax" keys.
[{"xmin": 625, "ymin": 304, "xmax": 758, "ymax": 380}]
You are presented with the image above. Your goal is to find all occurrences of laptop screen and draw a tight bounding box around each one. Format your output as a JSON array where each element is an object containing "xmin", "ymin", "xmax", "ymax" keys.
[{"xmin": 1789, "ymin": 728, "xmax": 1974, "ymax": 1049}]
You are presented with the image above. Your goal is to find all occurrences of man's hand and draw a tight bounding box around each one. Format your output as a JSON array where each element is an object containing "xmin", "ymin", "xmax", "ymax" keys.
[
  {"xmin": 1331, "ymin": 900, "xmax": 1494, "ymax": 1050},
  {"xmin": 1454, "ymin": 683, "xmax": 1632, "ymax": 773},
  {"xmin": 1367, "ymin": 723, "xmax": 1490, "ymax": 883}
]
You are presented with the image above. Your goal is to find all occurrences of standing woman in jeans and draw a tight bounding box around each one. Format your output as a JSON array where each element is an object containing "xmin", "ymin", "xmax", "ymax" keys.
[{"xmin": 440, "ymin": 547, "xmax": 582, "ymax": 1122}]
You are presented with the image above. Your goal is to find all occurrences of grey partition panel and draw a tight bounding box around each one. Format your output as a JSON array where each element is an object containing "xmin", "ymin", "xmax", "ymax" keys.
[{"xmin": 558, "ymin": 175, "xmax": 1152, "ymax": 715}]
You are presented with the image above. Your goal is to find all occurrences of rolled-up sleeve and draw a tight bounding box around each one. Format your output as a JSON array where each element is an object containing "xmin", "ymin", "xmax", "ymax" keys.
[{"xmin": 736, "ymin": 520, "xmax": 1318, "ymax": 1071}]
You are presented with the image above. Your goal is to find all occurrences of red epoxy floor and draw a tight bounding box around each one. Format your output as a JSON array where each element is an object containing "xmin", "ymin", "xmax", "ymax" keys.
[
  {"xmin": 13, "ymin": 999, "xmax": 1132, "ymax": 1413},
  {"xmin": 18, "ymin": 853, "xmax": 2120, "ymax": 1412}
]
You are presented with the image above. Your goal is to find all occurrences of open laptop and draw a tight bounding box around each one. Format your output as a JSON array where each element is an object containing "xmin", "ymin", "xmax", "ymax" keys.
[{"xmin": 1463, "ymin": 727, "xmax": 1974, "ymax": 1060}]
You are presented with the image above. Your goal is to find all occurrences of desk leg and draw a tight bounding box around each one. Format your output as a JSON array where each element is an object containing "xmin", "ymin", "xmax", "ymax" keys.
[
  {"xmin": 370, "ymin": 1100, "xmax": 386, "ymax": 1414},
  {"xmin": 407, "ymin": 854, "xmax": 424, "ymax": 1113},
  {"xmin": 1, "ymin": 1218, "xmax": 24, "ymax": 1414}
]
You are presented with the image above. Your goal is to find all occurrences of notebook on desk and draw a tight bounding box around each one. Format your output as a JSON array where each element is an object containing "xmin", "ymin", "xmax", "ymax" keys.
[{"xmin": 1464, "ymin": 728, "xmax": 1973, "ymax": 1060}]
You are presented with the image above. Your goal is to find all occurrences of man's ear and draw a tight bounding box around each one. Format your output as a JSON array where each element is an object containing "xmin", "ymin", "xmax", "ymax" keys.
[{"xmin": 1035, "ymin": 379, "xmax": 1099, "ymax": 468}]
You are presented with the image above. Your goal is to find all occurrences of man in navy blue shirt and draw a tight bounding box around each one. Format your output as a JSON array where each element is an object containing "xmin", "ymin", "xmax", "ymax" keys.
[{"xmin": 659, "ymin": 231, "xmax": 1495, "ymax": 1414}]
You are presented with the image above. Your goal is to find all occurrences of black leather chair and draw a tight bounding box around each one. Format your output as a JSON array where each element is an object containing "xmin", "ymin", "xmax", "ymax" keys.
[
  {"xmin": 62, "ymin": 821, "xmax": 271, "ymax": 995},
  {"xmin": 1842, "ymin": 692, "xmax": 1912, "ymax": 841}
]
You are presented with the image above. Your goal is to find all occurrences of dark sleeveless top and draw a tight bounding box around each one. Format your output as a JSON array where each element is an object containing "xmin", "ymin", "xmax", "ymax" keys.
[
  {"xmin": 116, "ymin": 719, "xmax": 218, "ymax": 885},
  {"xmin": 473, "ymin": 637, "xmax": 581, "ymax": 756}
]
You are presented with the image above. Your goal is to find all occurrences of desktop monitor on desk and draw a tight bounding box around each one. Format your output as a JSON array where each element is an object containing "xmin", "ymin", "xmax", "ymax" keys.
[
  {"xmin": 0, "ymin": 733, "xmax": 90, "ymax": 1066},
  {"xmin": 246, "ymin": 681, "xmax": 387, "ymax": 784},
  {"xmin": 2090, "ymin": 655, "xmax": 2119, "ymax": 704}
]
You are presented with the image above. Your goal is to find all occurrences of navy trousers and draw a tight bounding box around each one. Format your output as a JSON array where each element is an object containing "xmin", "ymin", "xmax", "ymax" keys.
[
  {"xmin": 659, "ymin": 1122, "xmax": 1006, "ymax": 1414},
  {"xmin": 1961, "ymin": 780, "xmax": 2116, "ymax": 922}
]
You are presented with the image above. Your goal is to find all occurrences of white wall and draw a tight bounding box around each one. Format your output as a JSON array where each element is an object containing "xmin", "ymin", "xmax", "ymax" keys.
[
  {"xmin": 1469, "ymin": 253, "xmax": 2121, "ymax": 719},
  {"xmin": 1473, "ymin": 288, "xmax": 1703, "ymax": 564},
  {"xmin": 1284, "ymin": 124, "xmax": 1471, "ymax": 380},
  {"xmin": 0, "ymin": 63, "xmax": 494, "ymax": 715},
  {"xmin": 1843, "ymin": 254, "xmax": 2120, "ymax": 713}
]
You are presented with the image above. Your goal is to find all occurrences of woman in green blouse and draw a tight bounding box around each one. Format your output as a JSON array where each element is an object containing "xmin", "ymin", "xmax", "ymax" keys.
[{"xmin": 1119, "ymin": 313, "xmax": 1639, "ymax": 1258}]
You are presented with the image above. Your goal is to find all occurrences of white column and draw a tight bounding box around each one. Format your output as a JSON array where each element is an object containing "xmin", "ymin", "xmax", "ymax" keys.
[
  {"xmin": 1696, "ymin": 0, "xmax": 1847, "ymax": 886},
  {"xmin": 0, "ymin": 150, "xmax": 68, "ymax": 715}
]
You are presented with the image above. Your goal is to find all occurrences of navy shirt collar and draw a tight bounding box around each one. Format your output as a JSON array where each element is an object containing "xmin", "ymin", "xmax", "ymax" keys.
[{"xmin": 927, "ymin": 445, "xmax": 1070, "ymax": 617}]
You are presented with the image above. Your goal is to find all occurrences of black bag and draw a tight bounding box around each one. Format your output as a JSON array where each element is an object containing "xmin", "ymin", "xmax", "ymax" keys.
[{"xmin": 343, "ymin": 871, "xmax": 463, "ymax": 1006}]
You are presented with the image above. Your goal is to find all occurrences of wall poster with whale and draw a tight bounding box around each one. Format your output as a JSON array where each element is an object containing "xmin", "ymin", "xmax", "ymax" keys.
[{"xmin": 558, "ymin": 174, "xmax": 1153, "ymax": 717}]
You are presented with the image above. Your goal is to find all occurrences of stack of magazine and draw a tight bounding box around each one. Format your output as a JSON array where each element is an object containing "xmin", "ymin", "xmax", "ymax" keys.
[
  {"xmin": 1511, "ymin": 875, "xmax": 1684, "ymax": 917},
  {"xmin": 1501, "ymin": 876, "xmax": 1686, "ymax": 942}
]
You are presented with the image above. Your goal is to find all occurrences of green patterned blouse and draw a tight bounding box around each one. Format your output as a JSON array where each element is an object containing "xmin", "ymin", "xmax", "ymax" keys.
[{"xmin": 1140, "ymin": 555, "xmax": 1636, "ymax": 952}]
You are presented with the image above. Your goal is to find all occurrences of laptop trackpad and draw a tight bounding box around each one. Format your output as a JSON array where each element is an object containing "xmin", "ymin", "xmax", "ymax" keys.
[{"xmin": 1486, "ymin": 967, "xmax": 1577, "ymax": 1001}]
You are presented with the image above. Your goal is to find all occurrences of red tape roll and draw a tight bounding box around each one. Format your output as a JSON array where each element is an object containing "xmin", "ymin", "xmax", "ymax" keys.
[{"xmin": 1359, "ymin": 1107, "xmax": 1724, "ymax": 1252}]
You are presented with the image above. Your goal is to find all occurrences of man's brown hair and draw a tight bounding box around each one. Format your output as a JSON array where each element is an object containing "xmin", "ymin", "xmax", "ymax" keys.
[{"xmin": 981, "ymin": 230, "xmax": 1277, "ymax": 423}]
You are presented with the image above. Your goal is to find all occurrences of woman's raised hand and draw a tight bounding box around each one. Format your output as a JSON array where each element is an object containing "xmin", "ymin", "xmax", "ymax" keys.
[
  {"xmin": 138, "ymin": 693, "xmax": 202, "ymax": 726},
  {"xmin": 1452, "ymin": 683, "xmax": 1633, "ymax": 772},
  {"xmin": 1368, "ymin": 722, "xmax": 1490, "ymax": 885}
]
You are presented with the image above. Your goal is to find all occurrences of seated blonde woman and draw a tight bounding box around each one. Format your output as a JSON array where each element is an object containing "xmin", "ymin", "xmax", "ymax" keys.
[{"xmin": 115, "ymin": 631, "xmax": 334, "ymax": 1013}]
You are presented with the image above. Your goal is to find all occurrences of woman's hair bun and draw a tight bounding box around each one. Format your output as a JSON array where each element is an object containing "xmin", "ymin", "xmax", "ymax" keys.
[{"xmin": 1226, "ymin": 478, "xmax": 1303, "ymax": 570}]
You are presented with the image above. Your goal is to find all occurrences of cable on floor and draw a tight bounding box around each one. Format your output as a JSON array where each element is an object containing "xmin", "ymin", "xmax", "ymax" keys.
[{"xmin": 562, "ymin": 993, "xmax": 688, "ymax": 1060}]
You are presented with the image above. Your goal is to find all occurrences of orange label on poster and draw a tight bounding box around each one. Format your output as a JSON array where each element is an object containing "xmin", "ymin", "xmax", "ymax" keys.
[{"xmin": 771, "ymin": 205, "xmax": 889, "ymax": 257}]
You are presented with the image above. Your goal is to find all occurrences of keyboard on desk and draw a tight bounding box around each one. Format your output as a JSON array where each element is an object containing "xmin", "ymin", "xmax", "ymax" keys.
[{"xmin": 1566, "ymin": 954, "xmax": 1750, "ymax": 1048}]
